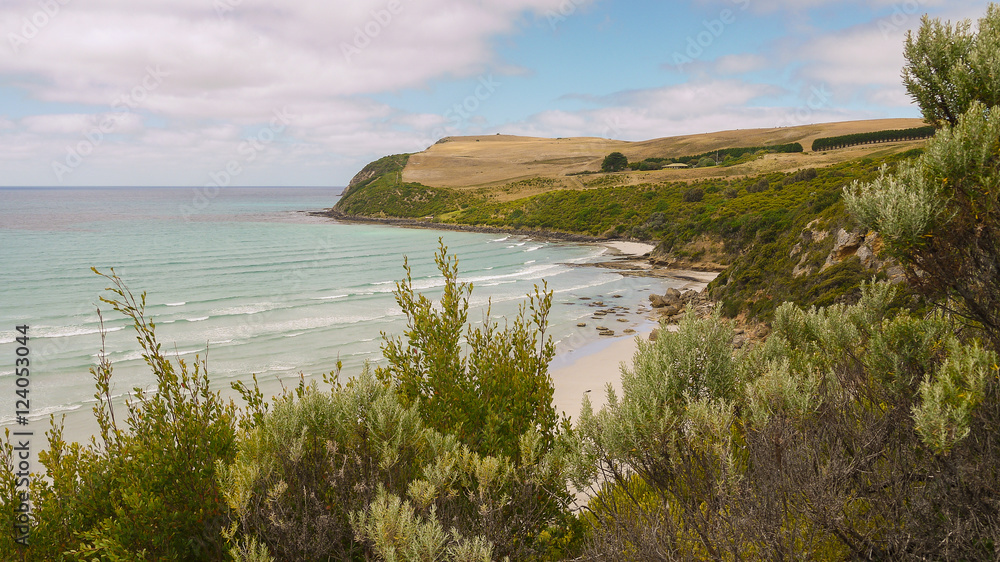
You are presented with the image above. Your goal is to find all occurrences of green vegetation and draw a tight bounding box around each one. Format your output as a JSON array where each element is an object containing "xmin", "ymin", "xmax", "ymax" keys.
[
  {"xmin": 570, "ymin": 284, "xmax": 1000, "ymax": 559},
  {"xmin": 377, "ymin": 241, "xmax": 560, "ymax": 462},
  {"xmin": 848, "ymin": 103, "xmax": 1000, "ymax": 352},
  {"xmin": 335, "ymin": 152, "xmax": 474, "ymax": 219},
  {"xmin": 341, "ymin": 153, "xmax": 410, "ymax": 198},
  {"xmin": 811, "ymin": 126, "xmax": 935, "ymax": 151},
  {"xmin": 336, "ymin": 174, "xmax": 470, "ymax": 219},
  {"xmin": 601, "ymin": 151, "xmax": 628, "ymax": 172},
  {"xmin": 6, "ymin": 6, "xmax": 1000, "ymax": 559},
  {"xmin": 0, "ymin": 270, "xmax": 237, "ymax": 560},
  {"xmin": 902, "ymin": 4, "xmax": 1000, "ymax": 127}
]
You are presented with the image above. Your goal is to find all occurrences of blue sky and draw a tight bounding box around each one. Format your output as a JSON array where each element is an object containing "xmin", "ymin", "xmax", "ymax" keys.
[{"xmin": 0, "ymin": 0, "xmax": 986, "ymax": 187}]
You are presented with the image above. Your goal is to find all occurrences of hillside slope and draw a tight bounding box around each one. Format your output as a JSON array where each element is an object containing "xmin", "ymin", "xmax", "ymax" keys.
[
  {"xmin": 331, "ymin": 119, "xmax": 929, "ymax": 319},
  {"xmin": 402, "ymin": 118, "xmax": 927, "ymax": 197}
]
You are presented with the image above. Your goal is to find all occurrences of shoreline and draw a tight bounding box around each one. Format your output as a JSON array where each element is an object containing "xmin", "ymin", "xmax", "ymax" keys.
[
  {"xmin": 314, "ymin": 209, "xmax": 722, "ymax": 423},
  {"xmin": 45, "ymin": 215, "xmax": 719, "ymax": 451},
  {"xmin": 314, "ymin": 208, "xmax": 641, "ymax": 245}
]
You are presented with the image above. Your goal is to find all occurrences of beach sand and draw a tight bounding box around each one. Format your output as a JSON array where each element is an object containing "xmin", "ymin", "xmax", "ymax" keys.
[
  {"xmin": 550, "ymin": 331, "xmax": 644, "ymax": 422},
  {"xmin": 550, "ymin": 263, "xmax": 716, "ymax": 423}
]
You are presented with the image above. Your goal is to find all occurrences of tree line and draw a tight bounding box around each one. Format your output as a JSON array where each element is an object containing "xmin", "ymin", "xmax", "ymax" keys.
[{"xmin": 811, "ymin": 126, "xmax": 935, "ymax": 151}]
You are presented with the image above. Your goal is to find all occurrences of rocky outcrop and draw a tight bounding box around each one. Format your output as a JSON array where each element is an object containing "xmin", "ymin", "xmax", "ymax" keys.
[
  {"xmin": 648, "ymin": 287, "xmax": 712, "ymax": 323},
  {"xmin": 789, "ymin": 220, "xmax": 903, "ymax": 280},
  {"xmin": 822, "ymin": 228, "xmax": 904, "ymax": 279},
  {"xmin": 829, "ymin": 229, "xmax": 864, "ymax": 263}
]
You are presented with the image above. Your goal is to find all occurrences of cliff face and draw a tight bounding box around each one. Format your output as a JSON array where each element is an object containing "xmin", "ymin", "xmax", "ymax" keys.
[{"xmin": 340, "ymin": 153, "xmax": 410, "ymax": 200}]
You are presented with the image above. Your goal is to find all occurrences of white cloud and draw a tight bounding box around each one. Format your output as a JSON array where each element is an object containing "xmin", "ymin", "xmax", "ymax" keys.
[
  {"xmin": 0, "ymin": 0, "xmax": 599, "ymax": 185},
  {"xmin": 502, "ymin": 79, "xmax": 867, "ymax": 142},
  {"xmin": 0, "ymin": 0, "xmax": 986, "ymax": 186},
  {"xmin": 712, "ymin": 53, "xmax": 769, "ymax": 75}
]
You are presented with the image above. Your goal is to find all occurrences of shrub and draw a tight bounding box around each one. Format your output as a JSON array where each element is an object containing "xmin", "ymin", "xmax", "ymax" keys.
[
  {"xmin": 747, "ymin": 177, "xmax": 770, "ymax": 193},
  {"xmin": 0, "ymin": 269, "xmax": 237, "ymax": 560},
  {"xmin": 378, "ymin": 240, "xmax": 559, "ymax": 462},
  {"xmin": 220, "ymin": 244, "xmax": 577, "ymax": 561},
  {"xmin": 683, "ymin": 187, "xmax": 704, "ymax": 202},
  {"xmin": 846, "ymin": 100, "xmax": 1000, "ymax": 350},
  {"xmin": 570, "ymin": 283, "xmax": 1000, "ymax": 559}
]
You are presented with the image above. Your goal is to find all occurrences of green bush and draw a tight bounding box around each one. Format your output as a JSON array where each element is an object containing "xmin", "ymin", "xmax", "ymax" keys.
[
  {"xmin": 377, "ymin": 240, "xmax": 559, "ymax": 462},
  {"xmin": 682, "ymin": 187, "xmax": 704, "ymax": 202},
  {"xmin": 220, "ymin": 243, "xmax": 577, "ymax": 561},
  {"xmin": 570, "ymin": 283, "xmax": 1000, "ymax": 559},
  {"xmin": 0, "ymin": 270, "xmax": 237, "ymax": 561}
]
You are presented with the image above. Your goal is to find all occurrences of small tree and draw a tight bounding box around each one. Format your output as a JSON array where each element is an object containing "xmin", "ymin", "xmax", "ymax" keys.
[
  {"xmin": 902, "ymin": 4, "xmax": 1000, "ymax": 127},
  {"xmin": 601, "ymin": 152, "xmax": 628, "ymax": 173},
  {"xmin": 377, "ymin": 240, "xmax": 559, "ymax": 462}
]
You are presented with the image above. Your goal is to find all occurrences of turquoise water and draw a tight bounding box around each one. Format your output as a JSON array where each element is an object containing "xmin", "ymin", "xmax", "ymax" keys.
[{"xmin": 0, "ymin": 187, "xmax": 676, "ymax": 440}]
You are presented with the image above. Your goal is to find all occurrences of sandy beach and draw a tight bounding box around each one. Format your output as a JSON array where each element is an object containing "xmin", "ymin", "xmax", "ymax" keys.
[{"xmin": 550, "ymin": 243, "xmax": 717, "ymax": 422}]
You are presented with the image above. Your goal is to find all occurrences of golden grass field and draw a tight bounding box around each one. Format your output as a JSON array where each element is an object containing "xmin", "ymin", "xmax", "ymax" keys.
[{"xmin": 401, "ymin": 118, "xmax": 928, "ymax": 201}]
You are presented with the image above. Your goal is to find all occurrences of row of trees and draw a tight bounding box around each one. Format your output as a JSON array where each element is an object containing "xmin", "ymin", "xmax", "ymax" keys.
[{"xmin": 811, "ymin": 126, "xmax": 936, "ymax": 151}]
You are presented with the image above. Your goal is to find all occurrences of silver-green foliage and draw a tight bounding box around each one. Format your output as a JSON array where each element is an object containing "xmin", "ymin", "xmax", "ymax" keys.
[
  {"xmin": 221, "ymin": 362, "xmax": 570, "ymax": 561},
  {"xmin": 846, "ymin": 100, "xmax": 1000, "ymax": 348},
  {"xmin": 846, "ymin": 101, "xmax": 1000, "ymax": 251},
  {"xmin": 571, "ymin": 283, "xmax": 1000, "ymax": 559},
  {"xmin": 902, "ymin": 4, "xmax": 1000, "ymax": 127},
  {"xmin": 219, "ymin": 367, "xmax": 430, "ymax": 561},
  {"xmin": 843, "ymin": 162, "xmax": 947, "ymax": 251},
  {"xmin": 858, "ymin": 2, "xmax": 1000, "ymax": 351}
]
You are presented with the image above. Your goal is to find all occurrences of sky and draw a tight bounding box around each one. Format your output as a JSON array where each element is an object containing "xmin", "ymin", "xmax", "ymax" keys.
[{"xmin": 0, "ymin": 0, "xmax": 988, "ymax": 187}]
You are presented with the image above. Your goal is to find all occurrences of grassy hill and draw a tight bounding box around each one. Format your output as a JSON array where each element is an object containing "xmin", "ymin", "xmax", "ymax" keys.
[{"xmin": 400, "ymin": 118, "xmax": 927, "ymax": 197}]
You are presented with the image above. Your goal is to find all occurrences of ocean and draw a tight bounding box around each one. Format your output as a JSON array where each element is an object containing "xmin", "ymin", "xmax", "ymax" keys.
[{"xmin": 0, "ymin": 187, "xmax": 680, "ymax": 443}]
